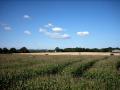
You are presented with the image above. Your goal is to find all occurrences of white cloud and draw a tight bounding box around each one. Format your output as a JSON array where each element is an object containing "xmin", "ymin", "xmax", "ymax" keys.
[
  {"xmin": 24, "ymin": 30, "xmax": 31, "ymax": 35},
  {"xmin": 0, "ymin": 23, "xmax": 12, "ymax": 31},
  {"xmin": 39, "ymin": 26, "xmax": 70, "ymax": 39},
  {"xmin": 4, "ymin": 26, "xmax": 12, "ymax": 31},
  {"xmin": 47, "ymin": 32, "xmax": 70, "ymax": 39},
  {"xmin": 77, "ymin": 31, "xmax": 89, "ymax": 36},
  {"xmin": 45, "ymin": 32, "xmax": 70, "ymax": 39},
  {"xmin": 48, "ymin": 23, "xmax": 53, "ymax": 27},
  {"xmin": 52, "ymin": 27, "xmax": 63, "ymax": 32},
  {"xmin": 39, "ymin": 28, "xmax": 46, "ymax": 33},
  {"xmin": 44, "ymin": 23, "xmax": 53, "ymax": 28},
  {"xmin": 23, "ymin": 15, "xmax": 31, "ymax": 19},
  {"xmin": 0, "ymin": 23, "xmax": 8, "ymax": 26},
  {"xmin": 61, "ymin": 34, "xmax": 70, "ymax": 39},
  {"xmin": 39, "ymin": 23, "xmax": 70, "ymax": 39}
]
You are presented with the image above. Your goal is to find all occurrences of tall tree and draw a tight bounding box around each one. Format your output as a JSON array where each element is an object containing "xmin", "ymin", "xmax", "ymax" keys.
[
  {"xmin": 10, "ymin": 48, "xmax": 17, "ymax": 53},
  {"xmin": 55, "ymin": 47, "xmax": 60, "ymax": 52},
  {"xmin": 19, "ymin": 47, "xmax": 29, "ymax": 53},
  {"xmin": 3, "ymin": 48, "xmax": 9, "ymax": 53},
  {"xmin": 0, "ymin": 48, "xmax": 2, "ymax": 53}
]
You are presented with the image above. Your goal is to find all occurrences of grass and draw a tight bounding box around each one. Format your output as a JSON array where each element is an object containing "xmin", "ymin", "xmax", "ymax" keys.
[{"xmin": 0, "ymin": 54, "xmax": 120, "ymax": 90}]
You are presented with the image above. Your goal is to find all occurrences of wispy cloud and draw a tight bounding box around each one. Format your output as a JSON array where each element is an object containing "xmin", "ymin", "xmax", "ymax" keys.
[
  {"xmin": 39, "ymin": 29, "xmax": 70, "ymax": 39},
  {"xmin": 39, "ymin": 23, "xmax": 70, "ymax": 39},
  {"xmin": 61, "ymin": 34, "xmax": 70, "ymax": 39},
  {"xmin": 77, "ymin": 31, "xmax": 89, "ymax": 36},
  {"xmin": 0, "ymin": 23, "xmax": 7, "ymax": 26},
  {"xmin": 44, "ymin": 23, "xmax": 53, "ymax": 28},
  {"xmin": 24, "ymin": 30, "xmax": 31, "ymax": 35},
  {"xmin": 4, "ymin": 26, "xmax": 12, "ymax": 31},
  {"xmin": 23, "ymin": 15, "xmax": 31, "ymax": 19},
  {"xmin": 52, "ymin": 27, "xmax": 63, "ymax": 32},
  {"xmin": 0, "ymin": 23, "xmax": 12, "ymax": 31}
]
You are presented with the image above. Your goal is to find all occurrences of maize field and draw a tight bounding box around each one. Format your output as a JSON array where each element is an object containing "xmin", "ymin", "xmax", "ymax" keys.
[{"xmin": 0, "ymin": 54, "xmax": 120, "ymax": 90}]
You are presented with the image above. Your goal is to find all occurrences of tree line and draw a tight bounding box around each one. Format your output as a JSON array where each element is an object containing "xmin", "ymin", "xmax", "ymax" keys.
[
  {"xmin": 0, "ymin": 47, "xmax": 120, "ymax": 54},
  {"xmin": 0, "ymin": 47, "xmax": 29, "ymax": 54},
  {"xmin": 54, "ymin": 47, "xmax": 120, "ymax": 52}
]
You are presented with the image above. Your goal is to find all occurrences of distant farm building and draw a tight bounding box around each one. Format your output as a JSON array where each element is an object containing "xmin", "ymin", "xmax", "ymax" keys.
[
  {"xmin": 112, "ymin": 50, "xmax": 120, "ymax": 53},
  {"xmin": 110, "ymin": 50, "xmax": 120, "ymax": 56}
]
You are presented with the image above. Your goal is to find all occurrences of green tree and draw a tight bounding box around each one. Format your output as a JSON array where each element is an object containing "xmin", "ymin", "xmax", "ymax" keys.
[
  {"xmin": 55, "ymin": 47, "xmax": 60, "ymax": 52},
  {"xmin": 3, "ymin": 48, "xmax": 9, "ymax": 53},
  {"xmin": 10, "ymin": 48, "xmax": 17, "ymax": 53},
  {"xmin": 0, "ymin": 48, "xmax": 3, "ymax": 53},
  {"xmin": 19, "ymin": 47, "xmax": 29, "ymax": 53}
]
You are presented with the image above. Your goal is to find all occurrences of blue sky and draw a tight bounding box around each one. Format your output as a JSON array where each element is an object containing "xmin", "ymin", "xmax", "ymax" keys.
[{"xmin": 0, "ymin": 0, "xmax": 120, "ymax": 49}]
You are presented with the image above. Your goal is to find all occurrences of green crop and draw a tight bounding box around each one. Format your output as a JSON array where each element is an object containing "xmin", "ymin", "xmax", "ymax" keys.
[{"xmin": 0, "ymin": 54, "xmax": 120, "ymax": 90}]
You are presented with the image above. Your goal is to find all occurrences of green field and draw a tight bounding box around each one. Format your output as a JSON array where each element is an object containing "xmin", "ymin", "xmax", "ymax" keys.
[{"xmin": 0, "ymin": 54, "xmax": 120, "ymax": 90}]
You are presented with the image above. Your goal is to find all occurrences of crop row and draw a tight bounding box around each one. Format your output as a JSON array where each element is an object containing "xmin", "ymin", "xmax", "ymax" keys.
[
  {"xmin": 1, "ymin": 55, "xmax": 119, "ymax": 90},
  {"xmin": 80, "ymin": 56, "xmax": 120, "ymax": 90},
  {"xmin": 15, "ymin": 56, "xmax": 108, "ymax": 90},
  {"xmin": 0, "ymin": 58, "xmax": 82, "ymax": 89}
]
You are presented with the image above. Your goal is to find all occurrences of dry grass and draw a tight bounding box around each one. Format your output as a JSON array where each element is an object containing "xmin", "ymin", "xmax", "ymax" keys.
[{"xmin": 19, "ymin": 52, "xmax": 120, "ymax": 56}]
